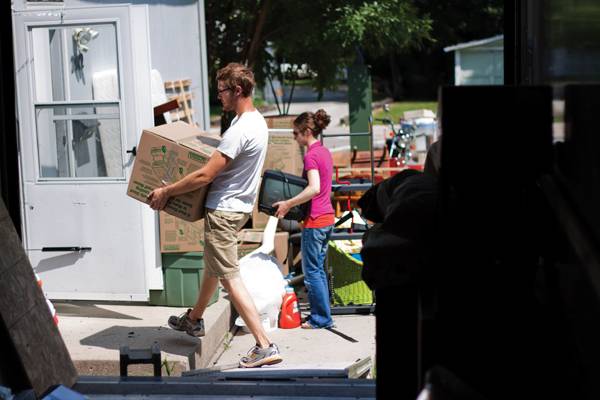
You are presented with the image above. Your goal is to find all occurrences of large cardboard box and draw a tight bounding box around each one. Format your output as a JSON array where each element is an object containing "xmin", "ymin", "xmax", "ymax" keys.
[
  {"xmin": 238, "ymin": 229, "xmax": 290, "ymax": 275},
  {"xmin": 262, "ymin": 130, "xmax": 304, "ymax": 176},
  {"xmin": 237, "ymin": 243, "xmax": 261, "ymax": 259},
  {"xmin": 252, "ymin": 130, "xmax": 305, "ymax": 228},
  {"xmin": 127, "ymin": 121, "xmax": 220, "ymax": 221},
  {"xmin": 159, "ymin": 212, "xmax": 292, "ymax": 260},
  {"xmin": 264, "ymin": 114, "xmax": 298, "ymax": 129},
  {"xmin": 159, "ymin": 212, "xmax": 205, "ymax": 253}
]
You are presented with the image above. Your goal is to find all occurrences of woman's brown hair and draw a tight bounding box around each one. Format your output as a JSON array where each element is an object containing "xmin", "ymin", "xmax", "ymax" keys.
[{"xmin": 294, "ymin": 109, "xmax": 331, "ymax": 137}]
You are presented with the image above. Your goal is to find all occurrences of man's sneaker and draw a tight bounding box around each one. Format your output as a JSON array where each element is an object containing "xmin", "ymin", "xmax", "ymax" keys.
[
  {"xmin": 239, "ymin": 343, "xmax": 283, "ymax": 368},
  {"xmin": 167, "ymin": 309, "xmax": 205, "ymax": 337}
]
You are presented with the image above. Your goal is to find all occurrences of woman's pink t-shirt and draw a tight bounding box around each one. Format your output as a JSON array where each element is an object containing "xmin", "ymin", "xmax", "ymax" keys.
[{"xmin": 303, "ymin": 141, "xmax": 334, "ymax": 219}]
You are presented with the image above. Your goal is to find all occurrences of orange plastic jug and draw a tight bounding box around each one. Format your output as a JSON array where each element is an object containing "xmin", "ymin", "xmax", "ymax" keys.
[{"xmin": 279, "ymin": 287, "xmax": 301, "ymax": 329}]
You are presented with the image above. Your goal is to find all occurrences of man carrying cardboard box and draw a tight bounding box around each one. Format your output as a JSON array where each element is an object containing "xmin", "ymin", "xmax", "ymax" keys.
[{"xmin": 147, "ymin": 63, "xmax": 282, "ymax": 368}]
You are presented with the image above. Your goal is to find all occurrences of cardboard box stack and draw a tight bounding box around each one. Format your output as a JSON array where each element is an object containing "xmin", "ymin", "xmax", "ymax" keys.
[
  {"xmin": 264, "ymin": 115, "xmax": 298, "ymax": 129},
  {"xmin": 128, "ymin": 121, "xmax": 295, "ymax": 267},
  {"xmin": 159, "ymin": 212, "xmax": 205, "ymax": 253},
  {"xmin": 253, "ymin": 118, "xmax": 304, "ymax": 228},
  {"xmin": 127, "ymin": 121, "xmax": 220, "ymax": 222},
  {"xmin": 237, "ymin": 242, "xmax": 261, "ymax": 259}
]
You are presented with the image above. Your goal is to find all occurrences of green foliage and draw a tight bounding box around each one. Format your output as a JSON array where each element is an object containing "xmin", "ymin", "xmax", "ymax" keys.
[
  {"xmin": 161, "ymin": 358, "xmax": 176, "ymax": 377},
  {"xmin": 268, "ymin": 0, "xmax": 433, "ymax": 96},
  {"xmin": 205, "ymin": 0, "xmax": 433, "ymax": 102},
  {"xmin": 328, "ymin": 1, "xmax": 433, "ymax": 55},
  {"xmin": 372, "ymin": 101, "xmax": 438, "ymax": 123},
  {"xmin": 415, "ymin": 0, "xmax": 502, "ymax": 47},
  {"xmin": 204, "ymin": 0, "xmax": 503, "ymax": 102},
  {"xmin": 369, "ymin": 0, "xmax": 503, "ymax": 99},
  {"xmin": 205, "ymin": 0, "xmax": 259, "ymax": 102}
]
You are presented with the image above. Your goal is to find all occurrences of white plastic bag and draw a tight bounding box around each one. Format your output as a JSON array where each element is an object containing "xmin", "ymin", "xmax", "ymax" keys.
[
  {"xmin": 235, "ymin": 253, "xmax": 286, "ymax": 331},
  {"xmin": 235, "ymin": 252, "xmax": 286, "ymax": 332}
]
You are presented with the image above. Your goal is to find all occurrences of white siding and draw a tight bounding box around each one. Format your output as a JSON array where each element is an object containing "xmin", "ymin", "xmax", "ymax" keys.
[{"xmin": 459, "ymin": 49, "xmax": 504, "ymax": 85}]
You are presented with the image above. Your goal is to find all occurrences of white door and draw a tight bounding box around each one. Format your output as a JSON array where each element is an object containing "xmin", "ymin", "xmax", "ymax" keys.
[{"xmin": 13, "ymin": 6, "xmax": 155, "ymax": 301}]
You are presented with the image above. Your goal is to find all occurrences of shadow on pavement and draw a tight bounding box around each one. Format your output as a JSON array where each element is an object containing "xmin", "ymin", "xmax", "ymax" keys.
[
  {"xmin": 80, "ymin": 325, "xmax": 198, "ymax": 358},
  {"xmin": 54, "ymin": 302, "xmax": 142, "ymax": 320}
]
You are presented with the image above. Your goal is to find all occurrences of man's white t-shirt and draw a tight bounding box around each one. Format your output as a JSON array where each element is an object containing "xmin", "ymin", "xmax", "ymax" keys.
[{"xmin": 205, "ymin": 110, "xmax": 268, "ymax": 213}]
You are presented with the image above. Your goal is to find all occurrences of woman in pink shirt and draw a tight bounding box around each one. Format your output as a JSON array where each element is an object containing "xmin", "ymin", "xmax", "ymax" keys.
[{"xmin": 273, "ymin": 109, "xmax": 335, "ymax": 329}]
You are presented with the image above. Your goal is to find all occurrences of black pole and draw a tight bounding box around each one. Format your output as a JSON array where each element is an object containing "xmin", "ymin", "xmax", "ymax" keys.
[
  {"xmin": 285, "ymin": 66, "xmax": 297, "ymax": 115},
  {"xmin": 504, "ymin": 0, "xmax": 522, "ymax": 86},
  {"xmin": 0, "ymin": 2, "xmax": 21, "ymax": 236}
]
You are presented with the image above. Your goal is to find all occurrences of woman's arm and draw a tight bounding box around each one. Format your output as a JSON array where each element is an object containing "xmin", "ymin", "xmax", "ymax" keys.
[
  {"xmin": 147, "ymin": 150, "xmax": 230, "ymax": 210},
  {"xmin": 273, "ymin": 169, "xmax": 320, "ymax": 218}
]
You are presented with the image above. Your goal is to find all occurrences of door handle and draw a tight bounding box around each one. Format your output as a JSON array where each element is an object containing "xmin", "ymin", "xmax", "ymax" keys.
[
  {"xmin": 42, "ymin": 247, "xmax": 92, "ymax": 252},
  {"xmin": 126, "ymin": 146, "xmax": 137, "ymax": 156}
]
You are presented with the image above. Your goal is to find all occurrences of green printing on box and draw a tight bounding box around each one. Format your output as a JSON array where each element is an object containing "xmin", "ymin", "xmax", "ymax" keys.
[
  {"xmin": 328, "ymin": 241, "xmax": 373, "ymax": 306},
  {"xmin": 149, "ymin": 252, "xmax": 219, "ymax": 307}
]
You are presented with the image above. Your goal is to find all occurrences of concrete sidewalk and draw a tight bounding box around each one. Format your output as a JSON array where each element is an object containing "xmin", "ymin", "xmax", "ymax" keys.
[
  {"xmin": 215, "ymin": 313, "xmax": 375, "ymax": 375},
  {"xmin": 213, "ymin": 284, "xmax": 375, "ymax": 374},
  {"xmin": 56, "ymin": 290, "xmax": 234, "ymax": 376},
  {"xmin": 56, "ymin": 289, "xmax": 376, "ymax": 378}
]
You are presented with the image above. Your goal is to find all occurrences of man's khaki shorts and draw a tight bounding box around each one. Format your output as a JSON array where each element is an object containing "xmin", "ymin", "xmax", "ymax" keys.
[{"xmin": 203, "ymin": 208, "xmax": 250, "ymax": 280}]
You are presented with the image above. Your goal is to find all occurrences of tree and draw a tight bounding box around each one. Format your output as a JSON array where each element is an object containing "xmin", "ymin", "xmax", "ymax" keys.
[
  {"xmin": 205, "ymin": 0, "xmax": 433, "ymax": 109},
  {"xmin": 205, "ymin": 0, "xmax": 261, "ymax": 128},
  {"xmin": 368, "ymin": 0, "xmax": 503, "ymax": 99}
]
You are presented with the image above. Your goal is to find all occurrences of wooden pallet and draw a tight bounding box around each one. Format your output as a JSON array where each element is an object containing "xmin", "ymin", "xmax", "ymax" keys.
[
  {"xmin": 164, "ymin": 79, "xmax": 195, "ymax": 125},
  {"xmin": 0, "ymin": 197, "xmax": 77, "ymax": 395}
]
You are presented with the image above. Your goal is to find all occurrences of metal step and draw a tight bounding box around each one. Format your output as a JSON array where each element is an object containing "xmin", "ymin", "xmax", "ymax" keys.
[{"xmin": 74, "ymin": 374, "xmax": 376, "ymax": 399}]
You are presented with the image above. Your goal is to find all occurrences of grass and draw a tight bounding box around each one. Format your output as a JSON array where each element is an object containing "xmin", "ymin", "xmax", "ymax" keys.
[
  {"xmin": 372, "ymin": 101, "xmax": 438, "ymax": 124},
  {"xmin": 222, "ymin": 332, "xmax": 233, "ymax": 351}
]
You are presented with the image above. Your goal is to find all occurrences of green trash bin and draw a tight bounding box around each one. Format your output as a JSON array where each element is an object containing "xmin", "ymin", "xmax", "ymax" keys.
[{"xmin": 149, "ymin": 252, "xmax": 219, "ymax": 307}]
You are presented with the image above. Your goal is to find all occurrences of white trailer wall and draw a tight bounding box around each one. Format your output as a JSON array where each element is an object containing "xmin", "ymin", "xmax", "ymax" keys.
[{"xmin": 14, "ymin": 0, "xmax": 210, "ymax": 130}]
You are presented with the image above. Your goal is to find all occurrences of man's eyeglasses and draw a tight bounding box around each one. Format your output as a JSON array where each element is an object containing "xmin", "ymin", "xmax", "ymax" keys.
[{"xmin": 217, "ymin": 87, "xmax": 232, "ymax": 95}]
